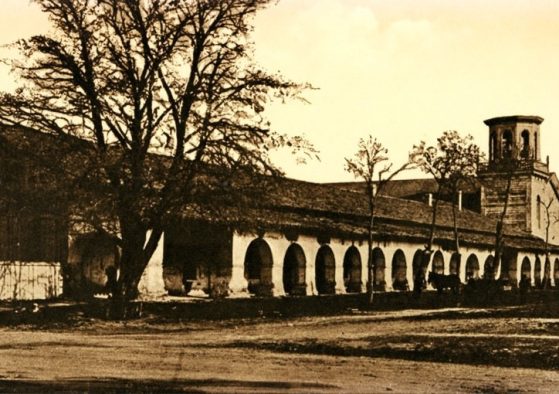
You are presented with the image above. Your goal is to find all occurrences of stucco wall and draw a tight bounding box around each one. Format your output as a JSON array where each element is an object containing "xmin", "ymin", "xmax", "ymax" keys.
[
  {"xmin": 0, "ymin": 261, "xmax": 62, "ymax": 300},
  {"xmin": 530, "ymin": 175, "xmax": 559, "ymax": 242},
  {"xmin": 225, "ymin": 230, "xmax": 555, "ymax": 297}
]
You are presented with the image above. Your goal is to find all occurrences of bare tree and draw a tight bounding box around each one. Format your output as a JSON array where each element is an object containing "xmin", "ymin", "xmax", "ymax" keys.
[
  {"xmin": 481, "ymin": 157, "xmax": 516, "ymax": 281},
  {"xmin": 539, "ymin": 195, "xmax": 559, "ymax": 288},
  {"xmin": 413, "ymin": 131, "xmax": 482, "ymax": 288},
  {"xmin": 345, "ymin": 136, "xmax": 415, "ymax": 304},
  {"xmin": 0, "ymin": 0, "xmax": 314, "ymax": 315}
]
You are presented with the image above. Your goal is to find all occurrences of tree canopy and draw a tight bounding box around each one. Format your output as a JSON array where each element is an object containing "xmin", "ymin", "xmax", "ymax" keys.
[{"xmin": 0, "ymin": 0, "xmax": 315, "ymax": 303}]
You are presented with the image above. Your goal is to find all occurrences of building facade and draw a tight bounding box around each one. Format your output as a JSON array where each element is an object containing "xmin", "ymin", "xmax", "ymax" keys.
[{"xmin": 1, "ymin": 115, "xmax": 559, "ymax": 300}]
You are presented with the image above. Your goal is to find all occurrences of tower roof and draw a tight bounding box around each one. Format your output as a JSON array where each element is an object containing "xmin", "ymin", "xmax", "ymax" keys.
[{"xmin": 484, "ymin": 115, "xmax": 544, "ymax": 126}]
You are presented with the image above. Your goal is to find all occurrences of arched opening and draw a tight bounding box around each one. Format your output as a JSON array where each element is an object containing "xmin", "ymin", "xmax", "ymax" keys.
[
  {"xmin": 484, "ymin": 255, "xmax": 495, "ymax": 279},
  {"xmin": 315, "ymin": 245, "xmax": 336, "ymax": 294},
  {"xmin": 535, "ymin": 257, "xmax": 542, "ymax": 288},
  {"xmin": 521, "ymin": 257, "xmax": 532, "ymax": 284},
  {"xmin": 283, "ymin": 243, "xmax": 307, "ymax": 296},
  {"xmin": 521, "ymin": 130, "xmax": 530, "ymax": 158},
  {"xmin": 501, "ymin": 249, "xmax": 518, "ymax": 285},
  {"xmin": 535, "ymin": 132, "xmax": 538, "ymax": 159},
  {"xmin": 449, "ymin": 253, "xmax": 460, "ymax": 275},
  {"xmin": 412, "ymin": 249, "xmax": 425, "ymax": 289},
  {"xmin": 244, "ymin": 238, "xmax": 273, "ymax": 296},
  {"xmin": 543, "ymin": 257, "xmax": 551, "ymax": 289},
  {"xmin": 465, "ymin": 254, "xmax": 480, "ymax": 281},
  {"xmin": 490, "ymin": 131, "xmax": 496, "ymax": 162},
  {"xmin": 502, "ymin": 129, "xmax": 513, "ymax": 158},
  {"xmin": 392, "ymin": 249, "xmax": 408, "ymax": 291},
  {"xmin": 555, "ymin": 258, "xmax": 559, "ymax": 286},
  {"xmin": 71, "ymin": 233, "xmax": 120, "ymax": 298},
  {"xmin": 343, "ymin": 246, "xmax": 362, "ymax": 293},
  {"xmin": 372, "ymin": 247, "xmax": 386, "ymax": 291},
  {"xmin": 432, "ymin": 251, "xmax": 444, "ymax": 274}
]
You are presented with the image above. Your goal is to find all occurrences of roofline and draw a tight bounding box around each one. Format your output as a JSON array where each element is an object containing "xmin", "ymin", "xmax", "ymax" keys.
[{"xmin": 483, "ymin": 115, "xmax": 544, "ymax": 126}]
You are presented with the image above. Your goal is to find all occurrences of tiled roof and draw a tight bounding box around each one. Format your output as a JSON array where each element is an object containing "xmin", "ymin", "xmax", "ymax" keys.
[
  {"xmin": 326, "ymin": 178, "xmax": 480, "ymax": 198},
  {"xmin": 1, "ymin": 124, "xmax": 551, "ymax": 252}
]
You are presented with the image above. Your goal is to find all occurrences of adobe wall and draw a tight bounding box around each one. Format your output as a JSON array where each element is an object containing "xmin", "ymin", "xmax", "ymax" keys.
[
  {"xmin": 0, "ymin": 261, "xmax": 62, "ymax": 300},
  {"xmin": 530, "ymin": 175, "xmax": 559, "ymax": 241}
]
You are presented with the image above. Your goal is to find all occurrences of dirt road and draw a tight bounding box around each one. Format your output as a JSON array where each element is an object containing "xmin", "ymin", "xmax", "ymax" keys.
[{"xmin": 1, "ymin": 306, "xmax": 559, "ymax": 393}]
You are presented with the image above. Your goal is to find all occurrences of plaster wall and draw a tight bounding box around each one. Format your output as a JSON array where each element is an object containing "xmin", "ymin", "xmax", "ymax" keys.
[
  {"xmin": 0, "ymin": 261, "xmax": 62, "ymax": 300},
  {"xmin": 138, "ymin": 231, "xmax": 167, "ymax": 298},
  {"xmin": 530, "ymin": 176, "xmax": 559, "ymax": 241}
]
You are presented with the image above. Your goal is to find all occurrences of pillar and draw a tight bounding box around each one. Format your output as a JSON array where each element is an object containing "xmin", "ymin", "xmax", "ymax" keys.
[
  {"xmin": 229, "ymin": 231, "xmax": 250, "ymax": 297},
  {"xmin": 138, "ymin": 231, "xmax": 167, "ymax": 298}
]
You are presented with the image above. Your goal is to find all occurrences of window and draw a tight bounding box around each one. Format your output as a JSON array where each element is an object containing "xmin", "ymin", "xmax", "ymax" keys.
[
  {"xmin": 537, "ymin": 195, "xmax": 542, "ymax": 229},
  {"xmin": 521, "ymin": 130, "xmax": 530, "ymax": 158},
  {"xmin": 490, "ymin": 132, "xmax": 496, "ymax": 161},
  {"xmin": 502, "ymin": 130, "xmax": 513, "ymax": 158}
]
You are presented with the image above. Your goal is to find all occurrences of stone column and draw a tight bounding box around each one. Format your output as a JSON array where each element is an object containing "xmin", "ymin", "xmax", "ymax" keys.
[
  {"xmin": 459, "ymin": 252, "xmax": 467, "ymax": 283},
  {"xmin": 358, "ymin": 243, "xmax": 369, "ymax": 293},
  {"xmin": 228, "ymin": 231, "xmax": 250, "ymax": 297},
  {"xmin": 330, "ymin": 241, "xmax": 347, "ymax": 294},
  {"xmin": 303, "ymin": 238, "xmax": 319, "ymax": 296}
]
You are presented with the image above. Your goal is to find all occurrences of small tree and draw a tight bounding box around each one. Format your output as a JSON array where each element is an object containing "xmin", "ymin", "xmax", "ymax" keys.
[
  {"xmin": 345, "ymin": 135, "xmax": 415, "ymax": 304},
  {"xmin": 413, "ymin": 131, "xmax": 482, "ymax": 287}
]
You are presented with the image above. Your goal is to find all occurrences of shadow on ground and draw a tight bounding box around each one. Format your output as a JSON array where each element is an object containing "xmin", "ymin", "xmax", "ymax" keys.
[
  {"xmin": 0, "ymin": 378, "xmax": 338, "ymax": 393},
  {"xmin": 227, "ymin": 332, "xmax": 559, "ymax": 371}
]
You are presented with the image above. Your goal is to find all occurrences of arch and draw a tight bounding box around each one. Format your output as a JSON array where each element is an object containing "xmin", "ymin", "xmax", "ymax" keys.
[
  {"xmin": 535, "ymin": 257, "xmax": 542, "ymax": 288},
  {"xmin": 315, "ymin": 245, "xmax": 336, "ymax": 294},
  {"xmin": 449, "ymin": 253, "xmax": 461, "ymax": 275},
  {"xmin": 490, "ymin": 131, "xmax": 496, "ymax": 162},
  {"xmin": 501, "ymin": 249, "xmax": 518, "ymax": 284},
  {"xmin": 244, "ymin": 238, "xmax": 273, "ymax": 296},
  {"xmin": 484, "ymin": 255, "xmax": 495, "ymax": 279},
  {"xmin": 392, "ymin": 249, "xmax": 408, "ymax": 291},
  {"xmin": 372, "ymin": 247, "xmax": 386, "ymax": 291},
  {"xmin": 412, "ymin": 249, "xmax": 427, "ymax": 286},
  {"xmin": 343, "ymin": 246, "xmax": 362, "ymax": 293},
  {"xmin": 283, "ymin": 243, "xmax": 307, "ymax": 296},
  {"xmin": 71, "ymin": 233, "xmax": 120, "ymax": 297},
  {"xmin": 535, "ymin": 131, "xmax": 538, "ymax": 159},
  {"xmin": 521, "ymin": 129, "xmax": 530, "ymax": 158},
  {"xmin": 502, "ymin": 129, "xmax": 513, "ymax": 158},
  {"xmin": 543, "ymin": 257, "xmax": 551, "ymax": 289},
  {"xmin": 465, "ymin": 254, "xmax": 480, "ymax": 280},
  {"xmin": 521, "ymin": 257, "xmax": 532, "ymax": 283},
  {"xmin": 432, "ymin": 251, "xmax": 444, "ymax": 274}
]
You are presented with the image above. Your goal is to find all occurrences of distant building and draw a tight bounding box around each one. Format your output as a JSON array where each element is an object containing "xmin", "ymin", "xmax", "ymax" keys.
[{"xmin": 0, "ymin": 115, "xmax": 558, "ymax": 300}]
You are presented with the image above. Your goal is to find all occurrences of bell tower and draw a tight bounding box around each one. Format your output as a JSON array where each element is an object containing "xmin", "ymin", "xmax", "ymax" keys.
[
  {"xmin": 485, "ymin": 115, "xmax": 543, "ymax": 164},
  {"xmin": 479, "ymin": 115, "xmax": 551, "ymax": 237}
]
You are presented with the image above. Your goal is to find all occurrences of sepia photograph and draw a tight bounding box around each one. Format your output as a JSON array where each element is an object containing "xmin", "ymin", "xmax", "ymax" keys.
[{"xmin": 1, "ymin": 0, "xmax": 559, "ymax": 392}]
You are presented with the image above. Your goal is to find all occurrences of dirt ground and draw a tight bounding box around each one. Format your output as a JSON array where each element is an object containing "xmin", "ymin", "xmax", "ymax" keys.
[{"xmin": 1, "ymin": 303, "xmax": 559, "ymax": 393}]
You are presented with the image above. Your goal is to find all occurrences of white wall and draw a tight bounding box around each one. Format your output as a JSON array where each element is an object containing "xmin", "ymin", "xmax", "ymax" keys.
[{"xmin": 0, "ymin": 261, "xmax": 62, "ymax": 300}]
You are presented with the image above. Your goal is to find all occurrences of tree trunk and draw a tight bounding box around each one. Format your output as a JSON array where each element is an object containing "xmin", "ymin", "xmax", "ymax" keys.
[
  {"xmin": 367, "ymin": 190, "xmax": 375, "ymax": 305},
  {"xmin": 426, "ymin": 187, "xmax": 441, "ymax": 253},
  {"xmin": 109, "ymin": 215, "xmax": 162, "ymax": 319},
  {"xmin": 451, "ymin": 190, "xmax": 460, "ymax": 254},
  {"xmin": 421, "ymin": 188, "xmax": 441, "ymax": 280},
  {"xmin": 494, "ymin": 168, "xmax": 513, "ymax": 279}
]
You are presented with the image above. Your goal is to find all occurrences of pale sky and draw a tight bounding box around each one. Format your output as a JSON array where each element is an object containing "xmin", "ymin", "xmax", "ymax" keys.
[{"xmin": 2, "ymin": 0, "xmax": 559, "ymax": 182}]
